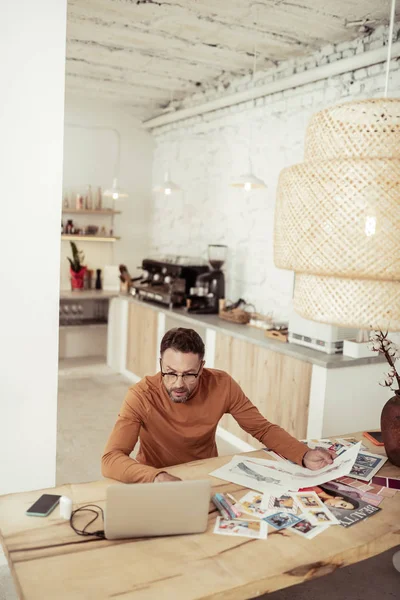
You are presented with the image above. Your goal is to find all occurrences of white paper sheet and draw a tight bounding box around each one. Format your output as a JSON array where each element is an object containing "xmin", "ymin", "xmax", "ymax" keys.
[{"xmin": 209, "ymin": 442, "xmax": 361, "ymax": 493}]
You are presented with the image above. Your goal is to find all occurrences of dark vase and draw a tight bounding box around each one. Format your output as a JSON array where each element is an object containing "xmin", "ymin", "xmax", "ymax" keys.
[
  {"xmin": 381, "ymin": 391, "xmax": 400, "ymax": 467},
  {"xmin": 95, "ymin": 269, "xmax": 102, "ymax": 290}
]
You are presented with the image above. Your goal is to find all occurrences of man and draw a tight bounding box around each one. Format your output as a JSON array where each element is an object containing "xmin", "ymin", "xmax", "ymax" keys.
[{"xmin": 102, "ymin": 327, "xmax": 334, "ymax": 483}]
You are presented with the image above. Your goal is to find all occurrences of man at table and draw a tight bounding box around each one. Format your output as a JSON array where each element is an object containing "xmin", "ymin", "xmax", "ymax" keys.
[{"xmin": 102, "ymin": 327, "xmax": 334, "ymax": 483}]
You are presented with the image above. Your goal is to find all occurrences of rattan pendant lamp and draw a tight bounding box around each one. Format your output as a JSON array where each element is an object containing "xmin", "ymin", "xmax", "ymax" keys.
[{"xmin": 274, "ymin": 0, "xmax": 400, "ymax": 330}]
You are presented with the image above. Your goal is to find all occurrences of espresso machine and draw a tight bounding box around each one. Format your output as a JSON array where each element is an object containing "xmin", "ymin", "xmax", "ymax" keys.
[
  {"xmin": 130, "ymin": 255, "xmax": 209, "ymax": 307},
  {"xmin": 186, "ymin": 245, "xmax": 227, "ymax": 314}
]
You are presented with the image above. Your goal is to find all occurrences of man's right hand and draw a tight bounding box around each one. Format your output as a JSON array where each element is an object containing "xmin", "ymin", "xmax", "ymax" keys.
[{"xmin": 154, "ymin": 472, "xmax": 182, "ymax": 483}]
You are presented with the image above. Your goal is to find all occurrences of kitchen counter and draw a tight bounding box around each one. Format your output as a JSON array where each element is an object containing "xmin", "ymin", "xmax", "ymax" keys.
[
  {"xmin": 60, "ymin": 289, "xmax": 120, "ymax": 300},
  {"xmin": 122, "ymin": 295, "xmax": 382, "ymax": 370},
  {"xmin": 109, "ymin": 296, "xmax": 389, "ymax": 440}
]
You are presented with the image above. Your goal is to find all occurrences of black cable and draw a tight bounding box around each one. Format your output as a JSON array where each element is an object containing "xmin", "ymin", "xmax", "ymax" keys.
[{"xmin": 69, "ymin": 504, "xmax": 105, "ymax": 539}]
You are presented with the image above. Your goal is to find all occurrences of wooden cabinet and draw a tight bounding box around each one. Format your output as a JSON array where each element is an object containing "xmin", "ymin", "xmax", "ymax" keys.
[
  {"xmin": 214, "ymin": 331, "xmax": 312, "ymax": 446},
  {"xmin": 126, "ymin": 302, "xmax": 158, "ymax": 378}
]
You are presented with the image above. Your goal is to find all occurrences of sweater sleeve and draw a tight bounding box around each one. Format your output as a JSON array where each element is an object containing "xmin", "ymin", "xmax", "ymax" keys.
[
  {"xmin": 101, "ymin": 388, "xmax": 165, "ymax": 483},
  {"xmin": 226, "ymin": 377, "xmax": 308, "ymax": 466}
]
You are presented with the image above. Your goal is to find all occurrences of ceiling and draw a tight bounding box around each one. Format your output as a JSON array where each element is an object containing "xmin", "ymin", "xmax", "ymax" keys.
[{"xmin": 66, "ymin": 0, "xmax": 398, "ymax": 121}]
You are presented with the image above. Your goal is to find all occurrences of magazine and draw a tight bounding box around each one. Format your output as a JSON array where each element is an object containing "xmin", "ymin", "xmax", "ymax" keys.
[{"xmin": 304, "ymin": 481, "xmax": 381, "ymax": 528}]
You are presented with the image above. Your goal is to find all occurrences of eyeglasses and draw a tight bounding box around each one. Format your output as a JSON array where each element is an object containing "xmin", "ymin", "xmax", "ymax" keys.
[{"xmin": 160, "ymin": 360, "xmax": 203, "ymax": 385}]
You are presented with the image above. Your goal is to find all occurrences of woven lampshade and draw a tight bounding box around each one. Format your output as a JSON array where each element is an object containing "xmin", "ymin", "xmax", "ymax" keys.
[
  {"xmin": 274, "ymin": 98, "xmax": 400, "ymax": 330},
  {"xmin": 294, "ymin": 274, "xmax": 400, "ymax": 331},
  {"xmin": 304, "ymin": 98, "xmax": 400, "ymax": 161}
]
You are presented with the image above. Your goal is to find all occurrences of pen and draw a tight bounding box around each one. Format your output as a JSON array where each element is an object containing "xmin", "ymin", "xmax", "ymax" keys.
[
  {"xmin": 215, "ymin": 493, "xmax": 237, "ymax": 520},
  {"xmin": 224, "ymin": 494, "xmax": 242, "ymax": 518},
  {"xmin": 212, "ymin": 495, "xmax": 230, "ymax": 520}
]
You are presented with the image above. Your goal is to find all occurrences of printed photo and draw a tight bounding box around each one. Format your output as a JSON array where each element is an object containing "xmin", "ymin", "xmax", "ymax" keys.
[
  {"xmin": 213, "ymin": 517, "xmax": 268, "ymax": 539},
  {"xmin": 328, "ymin": 443, "xmax": 345, "ymax": 455},
  {"xmin": 350, "ymin": 464, "xmax": 373, "ymax": 479},
  {"xmin": 264, "ymin": 512, "xmax": 301, "ymax": 530},
  {"xmin": 355, "ymin": 454, "xmax": 382, "ymax": 468},
  {"xmin": 262, "ymin": 494, "xmax": 298, "ymax": 514},
  {"xmin": 239, "ymin": 491, "xmax": 271, "ymax": 518},
  {"xmin": 293, "ymin": 492, "xmax": 323, "ymax": 511},
  {"xmin": 308, "ymin": 509, "xmax": 334, "ymax": 524},
  {"xmin": 290, "ymin": 517, "xmax": 328, "ymax": 540}
]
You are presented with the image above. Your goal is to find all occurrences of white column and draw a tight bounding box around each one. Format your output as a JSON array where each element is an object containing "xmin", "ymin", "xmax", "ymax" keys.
[{"xmin": 0, "ymin": 0, "xmax": 67, "ymax": 494}]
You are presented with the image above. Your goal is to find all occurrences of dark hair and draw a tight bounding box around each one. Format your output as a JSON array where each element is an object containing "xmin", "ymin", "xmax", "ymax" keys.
[
  {"xmin": 320, "ymin": 486, "xmax": 359, "ymax": 510},
  {"xmin": 160, "ymin": 328, "xmax": 205, "ymax": 359}
]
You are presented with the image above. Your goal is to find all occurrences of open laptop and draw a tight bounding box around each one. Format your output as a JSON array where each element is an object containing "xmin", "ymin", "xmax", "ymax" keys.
[{"xmin": 104, "ymin": 479, "xmax": 211, "ymax": 540}]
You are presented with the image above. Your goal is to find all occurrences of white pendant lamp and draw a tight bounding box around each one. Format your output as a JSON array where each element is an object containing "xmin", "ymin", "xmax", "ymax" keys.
[
  {"xmin": 230, "ymin": 43, "xmax": 266, "ymax": 191},
  {"xmin": 103, "ymin": 177, "xmax": 128, "ymax": 200},
  {"xmin": 230, "ymin": 171, "xmax": 267, "ymax": 191},
  {"xmin": 153, "ymin": 169, "xmax": 181, "ymax": 195},
  {"xmin": 274, "ymin": 0, "xmax": 400, "ymax": 330},
  {"xmin": 103, "ymin": 129, "xmax": 128, "ymax": 200}
]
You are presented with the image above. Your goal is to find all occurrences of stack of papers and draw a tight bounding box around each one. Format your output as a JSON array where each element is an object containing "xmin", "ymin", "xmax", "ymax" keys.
[{"xmin": 210, "ymin": 442, "xmax": 362, "ymax": 494}]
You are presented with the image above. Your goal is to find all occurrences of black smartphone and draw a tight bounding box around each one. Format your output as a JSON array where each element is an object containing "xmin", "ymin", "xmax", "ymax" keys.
[{"xmin": 26, "ymin": 494, "xmax": 61, "ymax": 517}]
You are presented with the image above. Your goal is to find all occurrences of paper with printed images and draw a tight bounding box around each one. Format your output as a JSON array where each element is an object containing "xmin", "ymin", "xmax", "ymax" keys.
[
  {"xmin": 291, "ymin": 491, "xmax": 339, "ymax": 525},
  {"xmin": 263, "ymin": 511, "xmax": 302, "ymax": 531},
  {"xmin": 210, "ymin": 443, "xmax": 361, "ymax": 493},
  {"xmin": 348, "ymin": 450, "xmax": 387, "ymax": 482},
  {"xmin": 260, "ymin": 493, "xmax": 299, "ymax": 514},
  {"xmin": 213, "ymin": 517, "xmax": 268, "ymax": 539},
  {"xmin": 289, "ymin": 517, "xmax": 329, "ymax": 540},
  {"xmin": 238, "ymin": 491, "xmax": 271, "ymax": 519}
]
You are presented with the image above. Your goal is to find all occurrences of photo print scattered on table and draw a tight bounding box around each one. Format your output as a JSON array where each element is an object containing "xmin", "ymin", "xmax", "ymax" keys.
[
  {"xmin": 263, "ymin": 512, "xmax": 302, "ymax": 531},
  {"xmin": 291, "ymin": 491, "xmax": 339, "ymax": 525},
  {"xmin": 261, "ymin": 493, "xmax": 299, "ymax": 514},
  {"xmin": 238, "ymin": 491, "xmax": 271, "ymax": 519},
  {"xmin": 213, "ymin": 517, "xmax": 268, "ymax": 539},
  {"xmin": 349, "ymin": 451, "xmax": 387, "ymax": 482},
  {"xmin": 289, "ymin": 517, "xmax": 328, "ymax": 540}
]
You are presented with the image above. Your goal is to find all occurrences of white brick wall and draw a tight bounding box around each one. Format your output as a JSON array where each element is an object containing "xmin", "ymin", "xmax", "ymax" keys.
[{"xmin": 149, "ymin": 24, "xmax": 400, "ymax": 321}]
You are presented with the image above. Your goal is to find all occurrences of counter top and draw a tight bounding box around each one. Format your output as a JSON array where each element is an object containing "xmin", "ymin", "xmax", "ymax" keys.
[
  {"xmin": 60, "ymin": 289, "xmax": 120, "ymax": 300},
  {"xmin": 121, "ymin": 295, "xmax": 382, "ymax": 370}
]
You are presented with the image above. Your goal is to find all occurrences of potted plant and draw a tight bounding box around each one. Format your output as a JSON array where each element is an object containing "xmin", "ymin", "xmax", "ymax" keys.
[
  {"xmin": 368, "ymin": 331, "xmax": 400, "ymax": 466},
  {"xmin": 67, "ymin": 241, "xmax": 86, "ymax": 290}
]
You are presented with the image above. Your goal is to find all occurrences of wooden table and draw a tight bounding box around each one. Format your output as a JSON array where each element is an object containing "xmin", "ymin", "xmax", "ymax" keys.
[{"xmin": 1, "ymin": 435, "xmax": 399, "ymax": 600}]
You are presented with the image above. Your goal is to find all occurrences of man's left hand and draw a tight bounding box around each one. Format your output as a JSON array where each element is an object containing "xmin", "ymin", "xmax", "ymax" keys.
[{"xmin": 302, "ymin": 448, "xmax": 336, "ymax": 470}]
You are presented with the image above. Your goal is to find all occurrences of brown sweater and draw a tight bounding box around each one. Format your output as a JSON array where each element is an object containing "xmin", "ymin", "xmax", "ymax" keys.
[{"xmin": 101, "ymin": 368, "xmax": 308, "ymax": 483}]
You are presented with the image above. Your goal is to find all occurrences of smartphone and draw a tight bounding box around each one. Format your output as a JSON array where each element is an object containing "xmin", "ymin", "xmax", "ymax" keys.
[
  {"xmin": 363, "ymin": 431, "xmax": 384, "ymax": 446},
  {"xmin": 26, "ymin": 494, "xmax": 61, "ymax": 517}
]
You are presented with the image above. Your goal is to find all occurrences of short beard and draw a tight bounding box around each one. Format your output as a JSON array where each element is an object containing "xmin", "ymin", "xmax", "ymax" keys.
[{"xmin": 167, "ymin": 388, "xmax": 190, "ymax": 404}]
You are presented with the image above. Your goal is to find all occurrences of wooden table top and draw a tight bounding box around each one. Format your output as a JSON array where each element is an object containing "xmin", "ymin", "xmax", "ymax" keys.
[{"xmin": 0, "ymin": 434, "xmax": 399, "ymax": 600}]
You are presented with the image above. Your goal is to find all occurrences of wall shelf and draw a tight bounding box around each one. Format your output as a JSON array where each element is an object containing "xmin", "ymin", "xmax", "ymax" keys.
[
  {"xmin": 61, "ymin": 235, "xmax": 120, "ymax": 242},
  {"xmin": 62, "ymin": 209, "xmax": 121, "ymax": 215}
]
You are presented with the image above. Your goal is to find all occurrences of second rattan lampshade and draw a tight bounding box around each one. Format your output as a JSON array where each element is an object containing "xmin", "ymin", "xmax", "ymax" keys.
[{"xmin": 274, "ymin": 98, "xmax": 400, "ymax": 330}]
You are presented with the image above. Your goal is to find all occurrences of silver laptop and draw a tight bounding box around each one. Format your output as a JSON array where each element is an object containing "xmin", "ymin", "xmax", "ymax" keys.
[{"xmin": 104, "ymin": 479, "xmax": 211, "ymax": 540}]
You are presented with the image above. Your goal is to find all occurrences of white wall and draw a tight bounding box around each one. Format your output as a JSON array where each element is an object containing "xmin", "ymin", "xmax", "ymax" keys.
[
  {"xmin": 149, "ymin": 25, "xmax": 400, "ymax": 321},
  {"xmin": 61, "ymin": 97, "xmax": 154, "ymax": 290},
  {"xmin": 0, "ymin": 0, "xmax": 67, "ymax": 494}
]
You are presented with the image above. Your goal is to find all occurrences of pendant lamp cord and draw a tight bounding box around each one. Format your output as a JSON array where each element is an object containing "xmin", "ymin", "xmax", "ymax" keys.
[
  {"xmin": 384, "ymin": 0, "xmax": 397, "ymax": 97},
  {"xmin": 248, "ymin": 42, "xmax": 257, "ymax": 172}
]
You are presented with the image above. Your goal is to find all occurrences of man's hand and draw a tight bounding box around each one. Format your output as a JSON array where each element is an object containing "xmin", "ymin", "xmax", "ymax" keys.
[
  {"xmin": 154, "ymin": 472, "xmax": 182, "ymax": 483},
  {"xmin": 302, "ymin": 448, "xmax": 336, "ymax": 470}
]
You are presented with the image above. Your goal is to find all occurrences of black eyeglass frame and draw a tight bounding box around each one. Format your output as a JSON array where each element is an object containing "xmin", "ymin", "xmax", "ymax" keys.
[{"xmin": 159, "ymin": 359, "xmax": 204, "ymax": 383}]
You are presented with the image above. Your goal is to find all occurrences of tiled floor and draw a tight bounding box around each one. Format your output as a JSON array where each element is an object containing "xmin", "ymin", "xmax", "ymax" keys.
[{"xmin": 1, "ymin": 358, "xmax": 399, "ymax": 599}]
